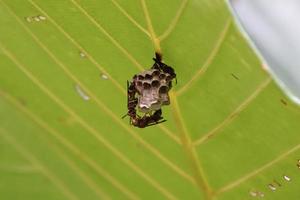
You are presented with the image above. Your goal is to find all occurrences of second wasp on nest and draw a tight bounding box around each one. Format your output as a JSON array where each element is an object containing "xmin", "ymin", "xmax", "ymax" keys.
[{"xmin": 122, "ymin": 53, "xmax": 176, "ymax": 128}]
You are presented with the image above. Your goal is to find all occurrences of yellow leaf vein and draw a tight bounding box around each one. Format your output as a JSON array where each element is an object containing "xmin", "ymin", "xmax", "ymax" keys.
[
  {"xmin": 0, "ymin": 90, "xmax": 139, "ymax": 200},
  {"xmin": 0, "ymin": 128, "xmax": 79, "ymax": 200}
]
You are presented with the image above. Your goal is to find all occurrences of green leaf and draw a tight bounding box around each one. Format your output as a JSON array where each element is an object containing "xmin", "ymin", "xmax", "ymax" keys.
[{"xmin": 1, "ymin": 0, "xmax": 300, "ymax": 199}]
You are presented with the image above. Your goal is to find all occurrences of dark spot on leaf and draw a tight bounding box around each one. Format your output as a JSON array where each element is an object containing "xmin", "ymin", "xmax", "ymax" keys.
[
  {"xmin": 280, "ymin": 99, "xmax": 287, "ymax": 106},
  {"xmin": 18, "ymin": 97, "xmax": 27, "ymax": 106},
  {"xmin": 273, "ymin": 180, "xmax": 281, "ymax": 187},
  {"xmin": 231, "ymin": 73, "xmax": 239, "ymax": 80}
]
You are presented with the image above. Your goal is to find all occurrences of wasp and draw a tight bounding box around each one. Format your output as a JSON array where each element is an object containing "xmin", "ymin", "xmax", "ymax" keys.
[
  {"xmin": 152, "ymin": 52, "xmax": 177, "ymax": 85},
  {"xmin": 122, "ymin": 81, "xmax": 166, "ymax": 128}
]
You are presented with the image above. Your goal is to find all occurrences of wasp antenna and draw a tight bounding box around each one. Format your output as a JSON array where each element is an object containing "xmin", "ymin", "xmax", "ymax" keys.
[{"xmin": 121, "ymin": 113, "xmax": 128, "ymax": 119}]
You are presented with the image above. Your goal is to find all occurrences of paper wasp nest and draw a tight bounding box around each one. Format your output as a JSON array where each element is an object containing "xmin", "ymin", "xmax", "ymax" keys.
[{"xmin": 133, "ymin": 69, "xmax": 172, "ymax": 113}]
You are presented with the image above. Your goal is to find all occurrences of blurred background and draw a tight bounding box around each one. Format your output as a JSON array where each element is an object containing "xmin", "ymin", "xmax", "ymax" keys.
[{"xmin": 229, "ymin": 0, "xmax": 300, "ymax": 105}]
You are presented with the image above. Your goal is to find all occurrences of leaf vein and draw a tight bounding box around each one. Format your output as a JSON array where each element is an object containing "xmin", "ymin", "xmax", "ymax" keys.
[
  {"xmin": 177, "ymin": 18, "xmax": 231, "ymax": 96},
  {"xmin": 158, "ymin": 0, "xmax": 189, "ymax": 41},
  {"xmin": 0, "ymin": 128, "xmax": 79, "ymax": 200},
  {"xmin": 193, "ymin": 77, "xmax": 272, "ymax": 146},
  {"xmin": 0, "ymin": 90, "xmax": 139, "ymax": 200},
  {"xmin": 140, "ymin": 0, "xmax": 161, "ymax": 53},
  {"xmin": 216, "ymin": 139, "xmax": 300, "ymax": 194},
  {"xmin": 109, "ymin": 0, "xmax": 150, "ymax": 37},
  {"xmin": 69, "ymin": 0, "xmax": 144, "ymax": 71},
  {"xmin": 140, "ymin": 4, "xmax": 212, "ymax": 197},
  {"xmin": 170, "ymin": 92, "xmax": 213, "ymax": 200}
]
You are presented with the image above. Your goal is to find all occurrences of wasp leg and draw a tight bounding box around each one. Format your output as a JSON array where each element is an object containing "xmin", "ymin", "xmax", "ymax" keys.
[{"xmin": 145, "ymin": 119, "xmax": 167, "ymax": 127}]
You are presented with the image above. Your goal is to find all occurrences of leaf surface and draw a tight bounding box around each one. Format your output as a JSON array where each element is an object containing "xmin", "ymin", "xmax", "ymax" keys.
[{"xmin": 1, "ymin": 0, "xmax": 300, "ymax": 199}]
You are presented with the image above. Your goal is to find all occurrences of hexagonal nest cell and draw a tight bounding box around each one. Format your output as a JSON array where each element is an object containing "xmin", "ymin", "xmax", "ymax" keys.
[{"xmin": 133, "ymin": 69, "xmax": 172, "ymax": 113}]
